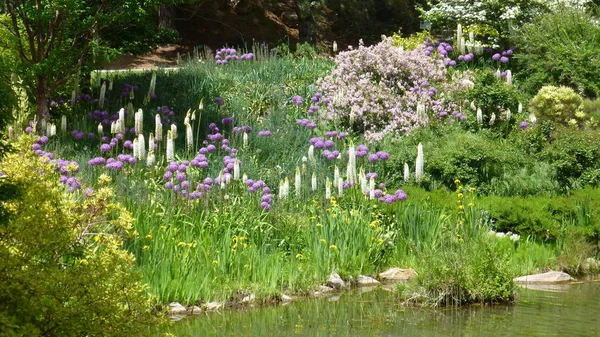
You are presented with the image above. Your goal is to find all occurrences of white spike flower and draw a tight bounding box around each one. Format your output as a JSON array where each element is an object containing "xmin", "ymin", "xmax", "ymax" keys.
[
  {"xmin": 369, "ymin": 176, "xmax": 375, "ymax": 200},
  {"xmin": 171, "ymin": 124, "xmax": 177, "ymax": 139},
  {"xmin": 325, "ymin": 177, "xmax": 331, "ymax": 199},
  {"xmin": 155, "ymin": 114, "xmax": 163, "ymax": 142},
  {"xmin": 338, "ymin": 177, "xmax": 344, "ymax": 197},
  {"xmin": 333, "ymin": 166, "xmax": 340, "ymax": 188},
  {"xmin": 312, "ymin": 172, "xmax": 317, "ymax": 191},
  {"xmin": 308, "ymin": 145, "xmax": 315, "ymax": 164},
  {"xmin": 415, "ymin": 143, "xmax": 424, "ymax": 182},
  {"xmin": 295, "ymin": 166, "xmax": 301, "ymax": 196},
  {"xmin": 404, "ymin": 163, "xmax": 410, "ymax": 182},
  {"xmin": 166, "ymin": 130, "xmax": 174, "ymax": 161},
  {"xmin": 98, "ymin": 123, "xmax": 103, "ymax": 135},
  {"xmin": 186, "ymin": 122, "xmax": 193, "ymax": 151},
  {"xmin": 476, "ymin": 107, "xmax": 483, "ymax": 125},
  {"xmin": 347, "ymin": 143, "xmax": 357, "ymax": 185},
  {"xmin": 61, "ymin": 115, "xmax": 67, "ymax": 133},
  {"xmin": 234, "ymin": 159, "xmax": 240, "ymax": 180},
  {"xmin": 147, "ymin": 151, "xmax": 155, "ymax": 167}
]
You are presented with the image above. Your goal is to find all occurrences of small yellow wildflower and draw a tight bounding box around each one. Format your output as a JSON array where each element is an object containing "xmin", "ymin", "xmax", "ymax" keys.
[
  {"xmin": 377, "ymin": 238, "xmax": 384, "ymax": 244},
  {"xmin": 457, "ymin": 193, "xmax": 463, "ymax": 198},
  {"xmin": 320, "ymin": 238, "xmax": 327, "ymax": 244},
  {"xmin": 454, "ymin": 179, "xmax": 461, "ymax": 184},
  {"xmin": 93, "ymin": 235, "xmax": 100, "ymax": 242},
  {"xmin": 79, "ymin": 259, "xmax": 88, "ymax": 265},
  {"xmin": 212, "ymin": 260, "xmax": 219, "ymax": 265},
  {"xmin": 295, "ymin": 253, "xmax": 303, "ymax": 259},
  {"xmin": 145, "ymin": 234, "xmax": 152, "ymax": 239},
  {"xmin": 329, "ymin": 244, "xmax": 337, "ymax": 250},
  {"xmin": 244, "ymin": 264, "xmax": 250, "ymax": 268},
  {"xmin": 143, "ymin": 245, "xmax": 149, "ymax": 250},
  {"xmin": 468, "ymin": 202, "xmax": 474, "ymax": 207},
  {"xmin": 316, "ymin": 222, "xmax": 322, "ymax": 227},
  {"xmin": 177, "ymin": 241, "xmax": 186, "ymax": 247},
  {"xmin": 98, "ymin": 173, "xmax": 112, "ymax": 185}
]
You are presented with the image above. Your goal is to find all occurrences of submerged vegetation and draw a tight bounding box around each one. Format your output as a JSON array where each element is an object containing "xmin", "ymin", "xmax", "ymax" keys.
[{"xmin": 1, "ymin": 1, "xmax": 600, "ymax": 334}]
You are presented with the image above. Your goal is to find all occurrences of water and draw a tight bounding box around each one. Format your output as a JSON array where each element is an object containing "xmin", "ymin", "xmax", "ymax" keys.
[{"xmin": 166, "ymin": 281, "xmax": 600, "ymax": 336}]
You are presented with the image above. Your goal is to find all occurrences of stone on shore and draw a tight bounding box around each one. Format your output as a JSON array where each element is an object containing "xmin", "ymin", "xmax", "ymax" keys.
[
  {"xmin": 168, "ymin": 302, "xmax": 187, "ymax": 315},
  {"xmin": 203, "ymin": 301, "xmax": 224, "ymax": 311},
  {"xmin": 327, "ymin": 272, "xmax": 346, "ymax": 289},
  {"xmin": 513, "ymin": 271, "xmax": 574, "ymax": 284},
  {"xmin": 357, "ymin": 275, "xmax": 380, "ymax": 286},
  {"xmin": 379, "ymin": 268, "xmax": 417, "ymax": 282}
]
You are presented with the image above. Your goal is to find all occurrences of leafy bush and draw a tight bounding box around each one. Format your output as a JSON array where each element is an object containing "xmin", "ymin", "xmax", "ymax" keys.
[
  {"xmin": 529, "ymin": 86, "xmax": 585, "ymax": 127},
  {"xmin": 511, "ymin": 6, "xmax": 600, "ymax": 97},
  {"xmin": 539, "ymin": 127, "xmax": 600, "ymax": 188},
  {"xmin": 317, "ymin": 37, "xmax": 468, "ymax": 141},
  {"xmin": 0, "ymin": 136, "xmax": 162, "ymax": 336},
  {"xmin": 391, "ymin": 30, "xmax": 432, "ymax": 51}
]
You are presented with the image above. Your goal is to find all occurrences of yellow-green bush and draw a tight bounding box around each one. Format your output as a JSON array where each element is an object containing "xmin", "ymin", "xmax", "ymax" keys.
[
  {"xmin": 391, "ymin": 30, "xmax": 432, "ymax": 51},
  {"xmin": 529, "ymin": 86, "xmax": 585, "ymax": 127},
  {"xmin": 0, "ymin": 135, "xmax": 163, "ymax": 336}
]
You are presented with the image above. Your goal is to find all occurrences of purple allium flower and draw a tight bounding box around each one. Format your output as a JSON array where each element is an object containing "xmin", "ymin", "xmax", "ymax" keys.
[
  {"xmin": 175, "ymin": 172, "xmax": 186, "ymax": 182},
  {"xmin": 100, "ymin": 144, "xmax": 111, "ymax": 152},
  {"xmin": 492, "ymin": 53, "xmax": 501, "ymax": 61},
  {"xmin": 291, "ymin": 95, "xmax": 303, "ymax": 106},
  {"xmin": 325, "ymin": 131, "xmax": 338, "ymax": 138},
  {"xmin": 376, "ymin": 151, "xmax": 390, "ymax": 161},
  {"xmin": 222, "ymin": 117, "xmax": 234, "ymax": 125},
  {"xmin": 395, "ymin": 189, "xmax": 407, "ymax": 201},
  {"xmin": 198, "ymin": 161, "xmax": 209, "ymax": 169},
  {"xmin": 500, "ymin": 56, "xmax": 509, "ymax": 63},
  {"xmin": 207, "ymin": 144, "xmax": 216, "ymax": 152},
  {"xmin": 324, "ymin": 140, "xmax": 335, "ymax": 148},
  {"xmin": 32, "ymin": 143, "xmax": 41, "ymax": 151},
  {"xmin": 165, "ymin": 181, "xmax": 174, "ymax": 189},
  {"xmin": 368, "ymin": 154, "xmax": 379, "ymax": 163},
  {"xmin": 178, "ymin": 164, "xmax": 188, "ymax": 172},
  {"xmin": 204, "ymin": 177, "xmax": 213, "ymax": 185},
  {"xmin": 447, "ymin": 60, "xmax": 457, "ymax": 67},
  {"xmin": 38, "ymin": 136, "xmax": 49, "ymax": 145},
  {"xmin": 460, "ymin": 115, "xmax": 467, "ymax": 121},
  {"xmin": 123, "ymin": 140, "xmax": 132, "ymax": 149},
  {"xmin": 59, "ymin": 176, "xmax": 68, "ymax": 184},
  {"xmin": 83, "ymin": 188, "xmax": 94, "ymax": 197},
  {"xmin": 379, "ymin": 183, "xmax": 386, "ymax": 189},
  {"xmin": 72, "ymin": 130, "xmax": 84, "ymax": 140},
  {"xmin": 314, "ymin": 140, "xmax": 326, "ymax": 149},
  {"xmin": 199, "ymin": 147, "xmax": 208, "ymax": 154},
  {"xmin": 181, "ymin": 181, "xmax": 190, "ymax": 190},
  {"xmin": 260, "ymin": 201, "xmax": 271, "ymax": 211},
  {"xmin": 88, "ymin": 157, "xmax": 106, "ymax": 166},
  {"xmin": 343, "ymin": 182, "xmax": 352, "ymax": 190},
  {"xmin": 366, "ymin": 172, "xmax": 378, "ymax": 180},
  {"xmin": 215, "ymin": 97, "xmax": 224, "ymax": 106},
  {"xmin": 258, "ymin": 130, "xmax": 271, "ymax": 137},
  {"xmin": 262, "ymin": 187, "xmax": 271, "ymax": 194},
  {"xmin": 337, "ymin": 132, "xmax": 347, "ymax": 140},
  {"xmin": 163, "ymin": 171, "xmax": 173, "ymax": 181},
  {"xmin": 173, "ymin": 185, "xmax": 180, "ymax": 192},
  {"xmin": 167, "ymin": 162, "xmax": 179, "ymax": 172},
  {"xmin": 519, "ymin": 121, "xmax": 528, "ymax": 130},
  {"xmin": 25, "ymin": 126, "xmax": 33, "ymax": 134},
  {"xmin": 374, "ymin": 189, "xmax": 383, "ymax": 198},
  {"xmin": 106, "ymin": 160, "xmax": 123, "ymax": 170}
]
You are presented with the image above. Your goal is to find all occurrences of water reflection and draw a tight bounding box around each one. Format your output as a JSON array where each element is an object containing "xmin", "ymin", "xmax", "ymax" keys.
[{"xmin": 166, "ymin": 282, "xmax": 600, "ymax": 337}]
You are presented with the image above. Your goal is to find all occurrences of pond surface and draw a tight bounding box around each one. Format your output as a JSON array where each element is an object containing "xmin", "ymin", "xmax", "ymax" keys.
[{"xmin": 166, "ymin": 281, "xmax": 600, "ymax": 337}]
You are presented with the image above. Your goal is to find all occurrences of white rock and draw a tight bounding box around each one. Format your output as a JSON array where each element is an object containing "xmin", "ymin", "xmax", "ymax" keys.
[
  {"xmin": 203, "ymin": 301, "xmax": 224, "ymax": 311},
  {"xmin": 327, "ymin": 272, "xmax": 345, "ymax": 289},
  {"xmin": 513, "ymin": 271, "xmax": 574, "ymax": 284},
  {"xmin": 314, "ymin": 285, "xmax": 334, "ymax": 296},
  {"xmin": 379, "ymin": 268, "xmax": 417, "ymax": 282},
  {"xmin": 357, "ymin": 275, "xmax": 380, "ymax": 286},
  {"xmin": 242, "ymin": 294, "xmax": 255, "ymax": 303},
  {"xmin": 168, "ymin": 302, "xmax": 187, "ymax": 315},
  {"xmin": 189, "ymin": 306, "xmax": 202, "ymax": 314},
  {"xmin": 281, "ymin": 294, "xmax": 293, "ymax": 302}
]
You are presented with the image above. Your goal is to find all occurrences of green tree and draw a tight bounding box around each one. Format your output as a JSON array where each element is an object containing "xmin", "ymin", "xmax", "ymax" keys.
[
  {"xmin": 0, "ymin": 0, "xmax": 175, "ymax": 124},
  {"xmin": 0, "ymin": 135, "xmax": 164, "ymax": 336}
]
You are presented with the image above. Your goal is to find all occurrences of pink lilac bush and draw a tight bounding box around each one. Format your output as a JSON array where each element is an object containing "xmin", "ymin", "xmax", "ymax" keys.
[{"xmin": 318, "ymin": 36, "xmax": 468, "ymax": 141}]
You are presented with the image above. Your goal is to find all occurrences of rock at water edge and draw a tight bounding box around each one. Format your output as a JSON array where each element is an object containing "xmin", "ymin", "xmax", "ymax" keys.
[
  {"xmin": 327, "ymin": 272, "xmax": 346, "ymax": 289},
  {"xmin": 357, "ymin": 275, "xmax": 380, "ymax": 287},
  {"xmin": 379, "ymin": 268, "xmax": 417, "ymax": 282},
  {"xmin": 169, "ymin": 302, "xmax": 187, "ymax": 315},
  {"xmin": 513, "ymin": 271, "xmax": 574, "ymax": 284}
]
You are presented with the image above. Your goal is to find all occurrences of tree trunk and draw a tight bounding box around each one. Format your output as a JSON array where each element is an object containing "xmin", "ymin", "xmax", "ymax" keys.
[
  {"xmin": 158, "ymin": 4, "xmax": 177, "ymax": 29},
  {"xmin": 36, "ymin": 77, "xmax": 50, "ymax": 128}
]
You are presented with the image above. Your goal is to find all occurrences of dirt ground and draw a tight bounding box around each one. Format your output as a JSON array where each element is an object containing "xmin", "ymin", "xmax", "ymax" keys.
[{"xmin": 103, "ymin": 44, "xmax": 193, "ymax": 70}]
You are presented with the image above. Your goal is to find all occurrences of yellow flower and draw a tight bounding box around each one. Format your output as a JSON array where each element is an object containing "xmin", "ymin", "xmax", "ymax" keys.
[
  {"xmin": 244, "ymin": 264, "xmax": 250, "ymax": 268},
  {"xmin": 212, "ymin": 260, "xmax": 219, "ymax": 264},
  {"xmin": 457, "ymin": 193, "xmax": 463, "ymax": 198},
  {"xmin": 145, "ymin": 234, "xmax": 152, "ymax": 239},
  {"xmin": 98, "ymin": 173, "xmax": 112, "ymax": 185},
  {"xmin": 316, "ymin": 222, "xmax": 322, "ymax": 227},
  {"xmin": 377, "ymin": 238, "xmax": 384, "ymax": 244},
  {"xmin": 468, "ymin": 202, "xmax": 474, "ymax": 207},
  {"xmin": 454, "ymin": 179, "xmax": 461, "ymax": 184},
  {"xmin": 320, "ymin": 238, "xmax": 327, "ymax": 244},
  {"xmin": 177, "ymin": 241, "xmax": 186, "ymax": 247},
  {"xmin": 93, "ymin": 235, "xmax": 100, "ymax": 242},
  {"xmin": 143, "ymin": 245, "xmax": 149, "ymax": 250},
  {"xmin": 458, "ymin": 205, "xmax": 464, "ymax": 210},
  {"xmin": 329, "ymin": 244, "xmax": 337, "ymax": 250},
  {"xmin": 79, "ymin": 259, "xmax": 88, "ymax": 265},
  {"xmin": 295, "ymin": 253, "xmax": 303, "ymax": 259},
  {"xmin": 469, "ymin": 187, "xmax": 476, "ymax": 192},
  {"xmin": 160, "ymin": 225, "xmax": 167, "ymax": 230}
]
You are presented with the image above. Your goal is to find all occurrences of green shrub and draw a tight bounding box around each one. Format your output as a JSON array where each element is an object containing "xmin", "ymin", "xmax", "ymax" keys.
[
  {"xmin": 0, "ymin": 136, "xmax": 162, "ymax": 336},
  {"xmin": 529, "ymin": 85, "xmax": 584, "ymax": 127},
  {"xmin": 539, "ymin": 127, "xmax": 600, "ymax": 188},
  {"xmin": 511, "ymin": 6, "xmax": 600, "ymax": 97},
  {"xmin": 391, "ymin": 30, "xmax": 432, "ymax": 50}
]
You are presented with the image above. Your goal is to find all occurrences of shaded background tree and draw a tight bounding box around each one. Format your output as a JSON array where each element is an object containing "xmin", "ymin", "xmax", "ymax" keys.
[{"xmin": 0, "ymin": 0, "xmax": 176, "ymax": 125}]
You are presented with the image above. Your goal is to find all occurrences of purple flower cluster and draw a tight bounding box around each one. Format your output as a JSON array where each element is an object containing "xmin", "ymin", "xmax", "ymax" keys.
[
  {"xmin": 88, "ymin": 157, "xmax": 106, "ymax": 166},
  {"xmin": 106, "ymin": 158, "xmax": 124, "ymax": 170},
  {"xmin": 222, "ymin": 117, "xmax": 234, "ymax": 125},
  {"xmin": 457, "ymin": 53, "xmax": 474, "ymax": 62},
  {"xmin": 451, "ymin": 111, "xmax": 467, "ymax": 121},
  {"xmin": 122, "ymin": 83, "xmax": 138, "ymax": 98},
  {"xmin": 232, "ymin": 125, "xmax": 252, "ymax": 134},
  {"xmin": 257, "ymin": 130, "xmax": 271, "ymax": 137},
  {"xmin": 291, "ymin": 95, "xmax": 303, "ymax": 106},
  {"xmin": 492, "ymin": 49, "xmax": 513, "ymax": 63},
  {"xmin": 72, "ymin": 130, "xmax": 85, "ymax": 140},
  {"xmin": 368, "ymin": 151, "xmax": 390, "ymax": 163},
  {"xmin": 163, "ymin": 161, "xmax": 203, "ymax": 199},
  {"xmin": 356, "ymin": 144, "xmax": 368, "ymax": 157},
  {"xmin": 519, "ymin": 121, "xmax": 528, "ymax": 130},
  {"xmin": 296, "ymin": 118, "xmax": 317, "ymax": 129},
  {"xmin": 378, "ymin": 189, "xmax": 407, "ymax": 204},
  {"xmin": 322, "ymin": 150, "xmax": 340, "ymax": 160},
  {"xmin": 157, "ymin": 105, "xmax": 175, "ymax": 125},
  {"xmin": 259, "ymin": 185, "xmax": 273, "ymax": 211},
  {"xmin": 215, "ymin": 48, "xmax": 255, "ymax": 65}
]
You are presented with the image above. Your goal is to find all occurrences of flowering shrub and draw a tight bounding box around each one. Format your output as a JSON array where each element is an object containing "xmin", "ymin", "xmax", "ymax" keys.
[
  {"xmin": 317, "ymin": 37, "xmax": 467, "ymax": 141},
  {"xmin": 529, "ymin": 86, "xmax": 584, "ymax": 127}
]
